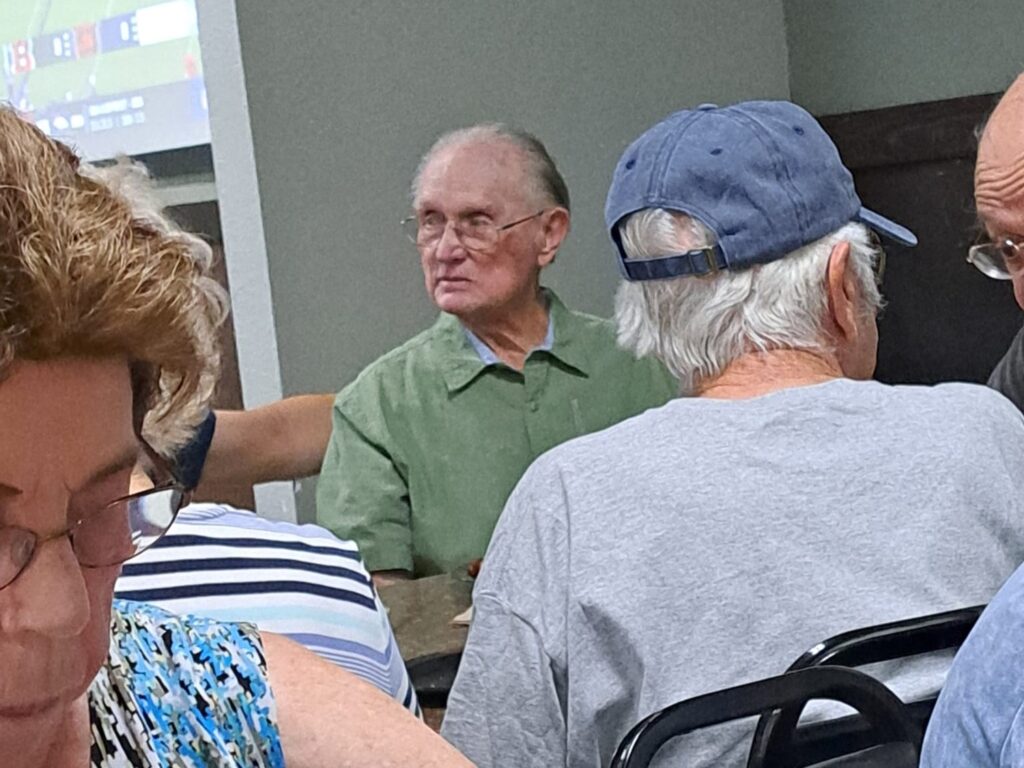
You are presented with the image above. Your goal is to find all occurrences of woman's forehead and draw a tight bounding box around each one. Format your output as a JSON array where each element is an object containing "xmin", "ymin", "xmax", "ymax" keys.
[{"xmin": 0, "ymin": 358, "xmax": 136, "ymax": 491}]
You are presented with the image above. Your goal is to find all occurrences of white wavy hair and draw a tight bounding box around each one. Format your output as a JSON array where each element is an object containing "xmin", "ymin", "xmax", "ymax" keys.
[
  {"xmin": 85, "ymin": 158, "xmax": 228, "ymax": 457},
  {"xmin": 614, "ymin": 209, "xmax": 883, "ymax": 395}
]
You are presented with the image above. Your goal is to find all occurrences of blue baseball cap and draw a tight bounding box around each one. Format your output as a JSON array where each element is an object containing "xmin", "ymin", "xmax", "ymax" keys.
[{"xmin": 605, "ymin": 100, "xmax": 917, "ymax": 282}]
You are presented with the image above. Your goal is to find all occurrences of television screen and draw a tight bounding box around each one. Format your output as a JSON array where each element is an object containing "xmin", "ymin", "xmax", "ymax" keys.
[{"xmin": 1, "ymin": 0, "xmax": 209, "ymax": 160}]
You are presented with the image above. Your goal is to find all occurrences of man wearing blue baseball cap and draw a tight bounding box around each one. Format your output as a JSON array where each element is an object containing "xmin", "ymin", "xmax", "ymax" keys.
[{"xmin": 442, "ymin": 101, "xmax": 1024, "ymax": 768}]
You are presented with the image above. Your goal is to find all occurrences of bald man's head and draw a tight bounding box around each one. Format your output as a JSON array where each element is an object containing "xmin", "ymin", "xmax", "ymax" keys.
[{"xmin": 976, "ymin": 73, "xmax": 1024, "ymax": 237}]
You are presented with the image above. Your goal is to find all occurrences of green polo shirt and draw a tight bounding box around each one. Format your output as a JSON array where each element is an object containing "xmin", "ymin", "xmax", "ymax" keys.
[{"xmin": 316, "ymin": 291, "xmax": 677, "ymax": 576}]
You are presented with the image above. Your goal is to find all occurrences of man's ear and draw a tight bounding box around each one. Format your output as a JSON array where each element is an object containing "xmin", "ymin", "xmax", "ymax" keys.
[
  {"xmin": 537, "ymin": 207, "xmax": 570, "ymax": 268},
  {"xmin": 825, "ymin": 240, "xmax": 859, "ymax": 341}
]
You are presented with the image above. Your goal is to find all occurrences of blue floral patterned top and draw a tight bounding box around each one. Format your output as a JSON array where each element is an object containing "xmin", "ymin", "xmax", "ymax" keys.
[{"xmin": 88, "ymin": 600, "xmax": 284, "ymax": 767}]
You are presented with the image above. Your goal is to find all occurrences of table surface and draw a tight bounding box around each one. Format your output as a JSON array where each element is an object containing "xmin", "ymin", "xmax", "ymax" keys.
[{"xmin": 378, "ymin": 572, "xmax": 473, "ymax": 663}]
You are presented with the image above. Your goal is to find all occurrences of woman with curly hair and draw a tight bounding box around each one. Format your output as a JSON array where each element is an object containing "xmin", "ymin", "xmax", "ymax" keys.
[{"xmin": 0, "ymin": 106, "xmax": 470, "ymax": 768}]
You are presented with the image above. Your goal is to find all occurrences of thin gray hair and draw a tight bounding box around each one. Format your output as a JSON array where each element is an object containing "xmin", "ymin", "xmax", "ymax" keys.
[
  {"xmin": 614, "ymin": 209, "xmax": 883, "ymax": 395},
  {"xmin": 411, "ymin": 123, "xmax": 570, "ymax": 212}
]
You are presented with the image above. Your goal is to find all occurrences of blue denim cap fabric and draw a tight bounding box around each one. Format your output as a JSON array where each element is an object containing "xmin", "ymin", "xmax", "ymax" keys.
[{"xmin": 605, "ymin": 100, "xmax": 918, "ymax": 282}]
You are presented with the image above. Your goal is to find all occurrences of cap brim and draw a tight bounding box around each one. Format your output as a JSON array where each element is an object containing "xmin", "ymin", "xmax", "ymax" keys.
[{"xmin": 856, "ymin": 207, "xmax": 918, "ymax": 247}]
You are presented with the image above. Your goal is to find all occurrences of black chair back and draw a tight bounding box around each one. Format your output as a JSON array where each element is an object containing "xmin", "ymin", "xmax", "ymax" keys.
[
  {"xmin": 406, "ymin": 651, "xmax": 462, "ymax": 708},
  {"xmin": 610, "ymin": 666, "xmax": 919, "ymax": 768},
  {"xmin": 746, "ymin": 605, "xmax": 983, "ymax": 768}
]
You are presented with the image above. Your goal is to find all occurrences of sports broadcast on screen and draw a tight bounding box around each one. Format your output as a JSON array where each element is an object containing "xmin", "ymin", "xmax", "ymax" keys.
[{"xmin": 1, "ymin": 0, "xmax": 209, "ymax": 160}]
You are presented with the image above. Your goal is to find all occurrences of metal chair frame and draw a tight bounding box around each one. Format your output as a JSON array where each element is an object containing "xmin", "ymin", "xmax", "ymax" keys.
[
  {"xmin": 610, "ymin": 666, "xmax": 919, "ymax": 768},
  {"xmin": 746, "ymin": 605, "xmax": 983, "ymax": 767}
]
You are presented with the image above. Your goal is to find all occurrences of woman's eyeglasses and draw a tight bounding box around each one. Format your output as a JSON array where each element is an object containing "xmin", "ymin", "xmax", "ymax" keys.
[{"xmin": 0, "ymin": 446, "xmax": 189, "ymax": 591}]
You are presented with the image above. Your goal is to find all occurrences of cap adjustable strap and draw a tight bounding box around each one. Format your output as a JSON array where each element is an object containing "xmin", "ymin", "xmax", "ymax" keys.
[{"xmin": 620, "ymin": 245, "xmax": 727, "ymax": 281}]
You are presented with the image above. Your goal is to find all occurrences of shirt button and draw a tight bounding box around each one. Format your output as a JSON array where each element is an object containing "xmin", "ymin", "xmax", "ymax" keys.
[{"xmin": 529, "ymin": 401, "xmax": 539, "ymax": 412}]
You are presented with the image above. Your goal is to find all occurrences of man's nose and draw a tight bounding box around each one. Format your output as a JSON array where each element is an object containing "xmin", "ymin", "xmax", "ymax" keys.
[{"xmin": 434, "ymin": 220, "xmax": 467, "ymax": 261}]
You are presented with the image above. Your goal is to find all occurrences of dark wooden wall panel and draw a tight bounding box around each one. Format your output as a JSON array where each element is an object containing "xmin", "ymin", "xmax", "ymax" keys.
[
  {"xmin": 197, "ymin": 243, "xmax": 255, "ymax": 509},
  {"xmin": 818, "ymin": 94, "xmax": 1022, "ymax": 385},
  {"xmin": 207, "ymin": 243, "xmax": 245, "ymax": 412},
  {"xmin": 168, "ymin": 200, "xmax": 255, "ymax": 509},
  {"xmin": 854, "ymin": 159, "xmax": 1020, "ymax": 384}
]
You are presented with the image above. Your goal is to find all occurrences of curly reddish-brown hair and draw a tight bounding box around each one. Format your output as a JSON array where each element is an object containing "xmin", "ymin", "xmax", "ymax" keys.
[{"xmin": 0, "ymin": 105, "xmax": 226, "ymax": 455}]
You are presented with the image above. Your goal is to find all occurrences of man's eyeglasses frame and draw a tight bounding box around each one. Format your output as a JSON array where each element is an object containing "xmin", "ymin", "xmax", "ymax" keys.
[{"xmin": 401, "ymin": 209, "xmax": 547, "ymax": 250}]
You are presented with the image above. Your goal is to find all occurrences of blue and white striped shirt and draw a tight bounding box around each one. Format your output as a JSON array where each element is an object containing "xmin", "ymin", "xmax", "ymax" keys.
[{"xmin": 115, "ymin": 503, "xmax": 419, "ymax": 715}]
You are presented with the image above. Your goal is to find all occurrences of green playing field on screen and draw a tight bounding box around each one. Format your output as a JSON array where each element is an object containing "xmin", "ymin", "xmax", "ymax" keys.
[{"xmin": 1, "ymin": 0, "xmax": 209, "ymax": 159}]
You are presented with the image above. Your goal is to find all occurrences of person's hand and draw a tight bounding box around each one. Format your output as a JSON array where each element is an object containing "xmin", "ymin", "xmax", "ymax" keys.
[{"xmin": 467, "ymin": 559, "xmax": 482, "ymax": 579}]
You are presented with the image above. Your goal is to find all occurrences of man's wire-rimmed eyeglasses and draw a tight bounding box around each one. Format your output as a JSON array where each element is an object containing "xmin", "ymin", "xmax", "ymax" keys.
[
  {"xmin": 967, "ymin": 238, "xmax": 1024, "ymax": 280},
  {"xmin": 401, "ymin": 209, "xmax": 546, "ymax": 251}
]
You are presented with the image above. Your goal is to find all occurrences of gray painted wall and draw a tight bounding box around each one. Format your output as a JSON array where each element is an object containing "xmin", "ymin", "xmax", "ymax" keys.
[
  {"xmin": 785, "ymin": 0, "xmax": 1024, "ymax": 115},
  {"xmin": 233, "ymin": 0, "xmax": 791, "ymax": 401}
]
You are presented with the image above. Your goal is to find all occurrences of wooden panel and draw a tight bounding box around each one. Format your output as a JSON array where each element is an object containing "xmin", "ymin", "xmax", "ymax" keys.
[
  {"xmin": 855, "ymin": 159, "xmax": 1021, "ymax": 385},
  {"xmin": 168, "ymin": 200, "xmax": 222, "ymax": 242},
  {"xmin": 819, "ymin": 93, "xmax": 1002, "ymax": 170},
  {"xmin": 812, "ymin": 92, "xmax": 1023, "ymax": 386},
  {"xmin": 193, "ymin": 240, "xmax": 255, "ymax": 510},
  {"xmin": 207, "ymin": 244, "xmax": 245, "ymax": 412},
  {"xmin": 165, "ymin": 198, "xmax": 254, "ymax": 506}
]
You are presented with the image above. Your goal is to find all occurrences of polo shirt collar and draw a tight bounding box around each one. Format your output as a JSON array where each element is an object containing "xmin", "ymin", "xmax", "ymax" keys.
[
  {"xmin": 542, "ymin": 289, "xmax": 591, "ymax": 375},
  {"xmin": 437, "ymin": 288, "xmax": 592, "ymax": 392},
  {"xmin": 463, "ymin": 311, "xmax": 554, "ymax": 364}
]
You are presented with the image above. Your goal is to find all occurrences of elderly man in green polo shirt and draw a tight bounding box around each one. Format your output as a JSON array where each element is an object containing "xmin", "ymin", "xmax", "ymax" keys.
[{"xmin": 316, "ymin": 124, "xmax": 677, "ymax": 581}]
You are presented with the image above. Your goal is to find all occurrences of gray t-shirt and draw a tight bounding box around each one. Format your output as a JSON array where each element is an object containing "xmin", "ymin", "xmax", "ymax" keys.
[
  {"xmin": 442, "ymin": 379, "xmax": 1024, "ymax": 768},
  {"xmin": 990, "ymin": 323, "xmax": 1024, "ymax": 414}
]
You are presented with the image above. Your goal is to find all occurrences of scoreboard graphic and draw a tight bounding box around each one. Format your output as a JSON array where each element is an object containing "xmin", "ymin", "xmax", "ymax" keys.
[{"xmin": 1, "ymin": 0, "xmax": 209, "ymax": 160}]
